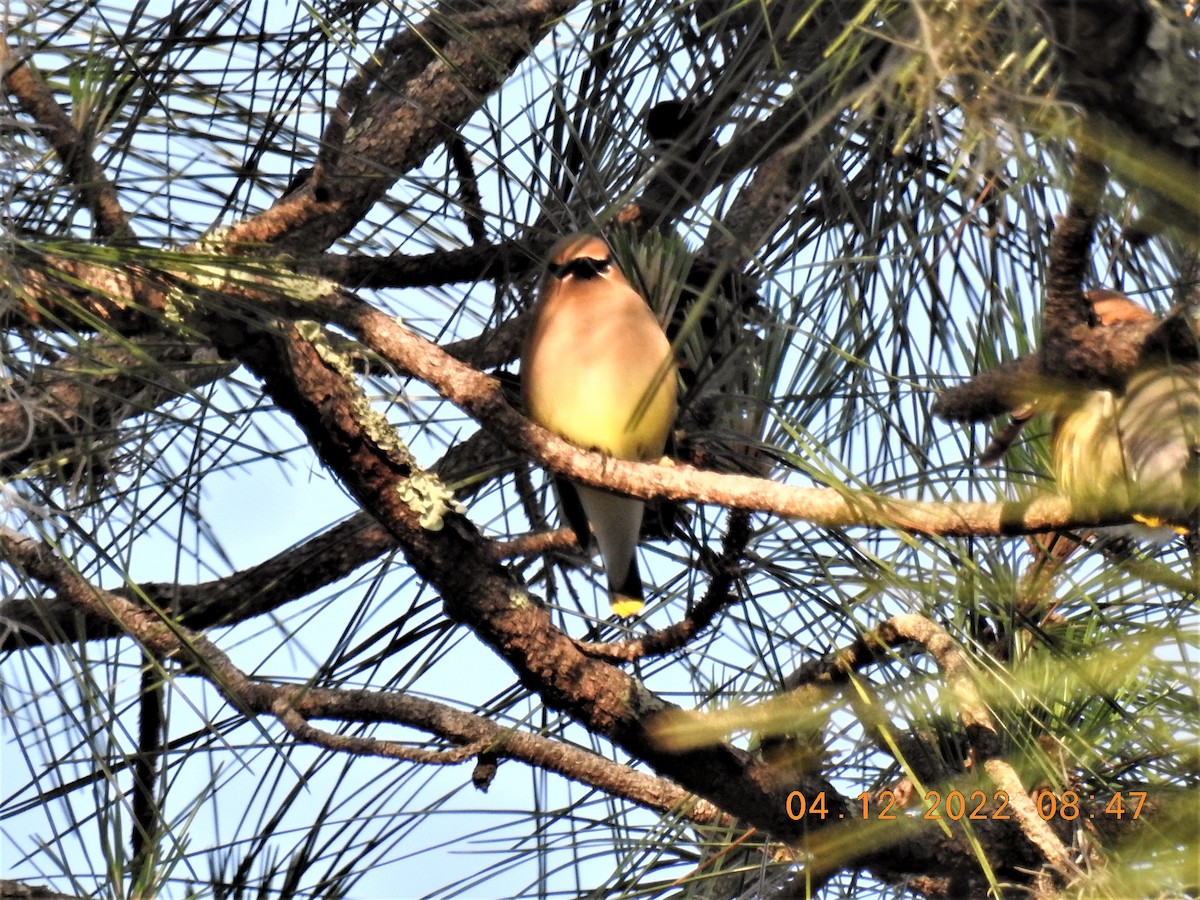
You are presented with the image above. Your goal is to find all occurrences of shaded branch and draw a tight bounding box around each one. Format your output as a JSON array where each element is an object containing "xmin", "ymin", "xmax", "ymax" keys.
[
  {"xmin": 936, "ymin": 219, "xmax": 1200, "ymax": 426},
  {"xmin": 129, "ymin": 660, "xmax": 164, "ymax": 886},
  {"xmin": 447, "ymin": 136, "xmax": 488, "ymax": 245},
  {"xmin": 1040, "ymin": 151, "xmax": 1107, "ymax": 377},
  {"xmin": 0, "ymin": 880, "xmax": 86, "ymax": 900},
  {"xmin": 0, "ymin": 525, "xmax": 731, "ymax": 829},
  {"xmin": 1035, "ymin": 0, "xmax": 1200, "ymax": 175},
  {"xmin": 575, "ymin": 510, "xmax": 753, "ymax": 663},
  {"xmin": 0, "ymin": 513, "xmax": 392, "ymax": 652}
]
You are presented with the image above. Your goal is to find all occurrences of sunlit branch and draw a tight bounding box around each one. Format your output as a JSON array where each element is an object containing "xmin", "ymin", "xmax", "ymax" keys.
[
  {"xmin": 322, "ymin": 289, "xmax": 1121, "ymax": 536},
  {"xmin": 6, "ymin": 247, "xmax": 1178, "ymax": 538}
]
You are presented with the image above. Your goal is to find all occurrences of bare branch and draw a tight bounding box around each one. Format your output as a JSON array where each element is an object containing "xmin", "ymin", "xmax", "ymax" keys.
[
  {"xmin": 0, "ymin": 525, "xmax": 733, "ymax": 828},
  {"xmin": 292, "ymin": 237, "xmax": 537, "ymax": 291}
]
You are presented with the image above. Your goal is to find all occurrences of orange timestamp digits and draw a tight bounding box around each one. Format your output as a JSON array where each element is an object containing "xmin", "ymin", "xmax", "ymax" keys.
[
  {"xmin": 785, "ymin": 790, "xmax": 831, "ymax": 819},
  {"xmin": 785, "ymin": 789, "xmax": 1148, "ymax": 822},
  {"xmin": 856, "ymin": 789, "xmax": 1012, "ymax": 820},
  {"xmin": 1031, "ymin": 789, "xmax": 1147, "ymax": 821}
]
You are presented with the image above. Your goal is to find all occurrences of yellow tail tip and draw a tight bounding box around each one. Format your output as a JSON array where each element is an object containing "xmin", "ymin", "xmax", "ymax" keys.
[
  {"xmin": 1132, "ymin": 513, "xmax": 1190, "ymax": 535},
  {"xmin": 610, "ymin": 596, "xmax": 645, "ymax": 618}
]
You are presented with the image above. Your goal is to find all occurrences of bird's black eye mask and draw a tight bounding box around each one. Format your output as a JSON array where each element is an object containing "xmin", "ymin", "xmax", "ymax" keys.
[{"xmin": 549, "ymin": 256, "xmax": 611, "ymax": 280}]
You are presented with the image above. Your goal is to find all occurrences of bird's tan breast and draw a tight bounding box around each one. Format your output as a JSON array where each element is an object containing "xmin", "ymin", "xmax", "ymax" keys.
[{"xmin": 523, "ymin": 283, "xmax": 675, "ymax": 461}]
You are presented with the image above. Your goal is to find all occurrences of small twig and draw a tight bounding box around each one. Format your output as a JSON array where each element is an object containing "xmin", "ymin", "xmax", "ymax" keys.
[
  {"xmin": 447, "ymin": 136, "xmax": 488, "ymax": 245},
  {"xmin": 274, "ymin": 703, "xmax": 493, "ymax": 764},
  {"xmin": 488, "ymin": 527, "xmax": 577, "ymax": 561},
  {"xmin": 575, "ymin": 510, "xmax": 753, "ymax": 662}
]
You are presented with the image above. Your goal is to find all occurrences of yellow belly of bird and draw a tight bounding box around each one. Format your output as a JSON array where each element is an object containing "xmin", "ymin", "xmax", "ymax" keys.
[
  {"xmin": 1052, "ymin": 390, "xmax": 1129, "ymax": 517},
  {"xmin": 524, "ymin": 306, "xmax": 674, "ymax": 461},
  {"xmin": 1053, "ymin": 366, "xmax": 1200, "ymax": 525}
]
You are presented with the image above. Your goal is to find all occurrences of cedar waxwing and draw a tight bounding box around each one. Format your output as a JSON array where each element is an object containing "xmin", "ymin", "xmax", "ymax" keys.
[
  {"xmin": 1049, "ymin": 291, "xmax": 1200, "ymax": 527},
  {"xmin": 980, "ymin": 290, "xmax": 1157, "ymax": 465},
  {"xmin": 522, "ymin": 234, "xmax": 677, "ymax": 617}
]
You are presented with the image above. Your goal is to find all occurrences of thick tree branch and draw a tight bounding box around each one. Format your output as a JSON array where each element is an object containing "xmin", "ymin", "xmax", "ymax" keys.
[
  {"xmin": 204, "ymin": 317, "xmax": 847, "ymax": 841},
  {"xmin": 0, "ymin": 513, "xmax": 391, "ymax": 651}
]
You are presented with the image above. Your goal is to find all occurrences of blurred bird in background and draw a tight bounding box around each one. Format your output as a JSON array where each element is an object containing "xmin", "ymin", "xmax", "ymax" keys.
[
  {"xmin": 1039, "ymin": 290, "xmax": 1199, "ymax": 529},
  {"xmin": 521, "ymin": 234, "xmax": 677, "ymax": 617}
]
